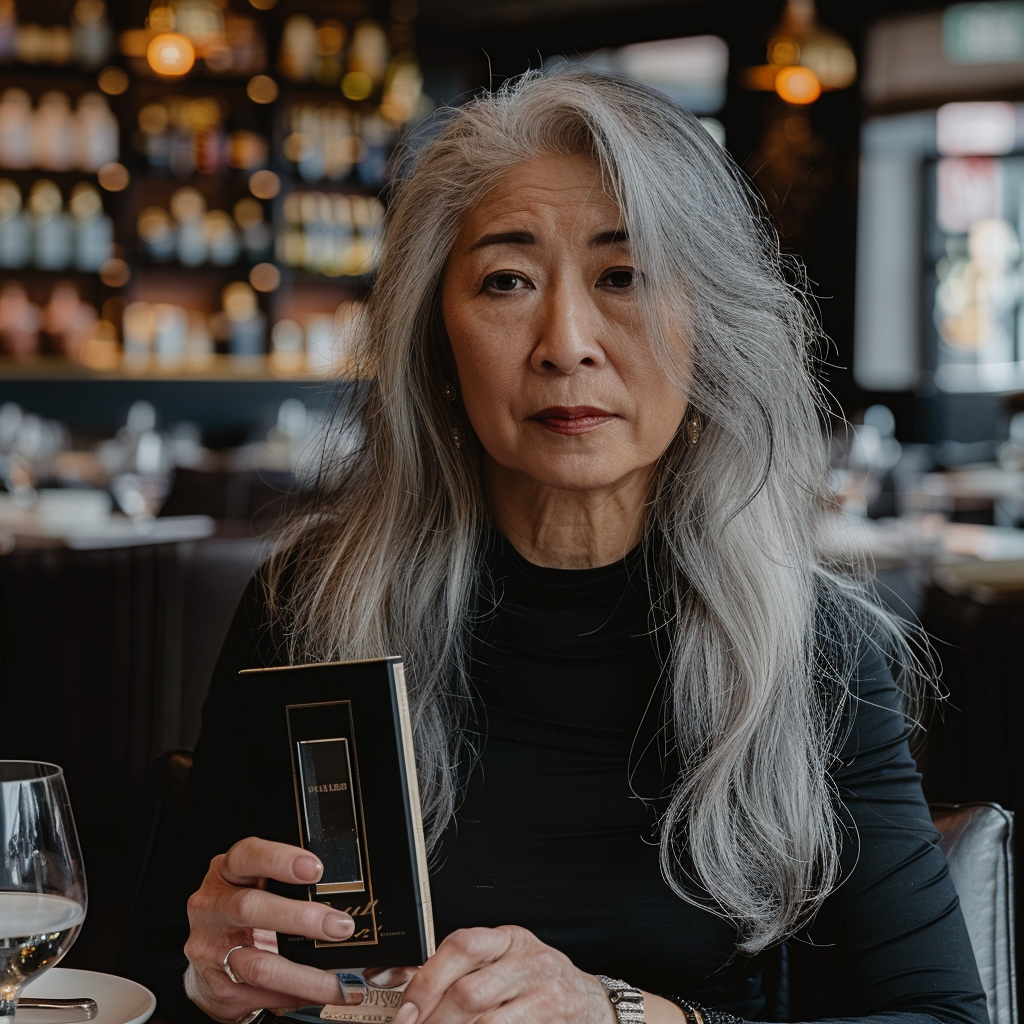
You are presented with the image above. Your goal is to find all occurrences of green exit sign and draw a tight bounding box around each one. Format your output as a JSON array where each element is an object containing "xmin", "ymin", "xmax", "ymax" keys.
[{"xmin": 944, "ymin": 1, "xmax": 1024, "ymax": 63}]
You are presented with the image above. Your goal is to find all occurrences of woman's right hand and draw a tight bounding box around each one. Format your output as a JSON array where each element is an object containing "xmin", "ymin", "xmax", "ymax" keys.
[{"xmin": 183, "ymin": 837, "xmax": 355, "ymax": 1023}]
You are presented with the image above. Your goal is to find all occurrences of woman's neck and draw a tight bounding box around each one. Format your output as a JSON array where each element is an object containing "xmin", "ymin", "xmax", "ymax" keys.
[{"xmin": 484, "ymin": 458, "xmax": 651, "ymax": 569}]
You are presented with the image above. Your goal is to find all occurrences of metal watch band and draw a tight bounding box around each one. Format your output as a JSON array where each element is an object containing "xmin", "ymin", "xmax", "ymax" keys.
[{"xmin": 596, "ymin": 975, "xmax": 647, "ymax": 1024}]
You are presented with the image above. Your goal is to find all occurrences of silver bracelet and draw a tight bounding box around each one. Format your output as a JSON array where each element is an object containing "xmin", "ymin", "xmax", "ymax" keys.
[{"xmin": 596, "ymin": 975, "xmax": 646, "ymax": 1024}]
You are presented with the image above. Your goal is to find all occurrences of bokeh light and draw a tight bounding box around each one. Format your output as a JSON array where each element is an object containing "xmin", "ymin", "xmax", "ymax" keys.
[
  {"xmin": 249, "ymin": 262, "xmax": 281, "ymax": 292},
  {"xmin": 99, "ymin": 257, "xmax": 131, "ymax": 287},
  {"xmin": 775, "ymin": 65, "xmax": 821, "ymax": 105},
  {"xmin": 249, "ymin": 169, "xmax": 281, "ymax": 199},
  {"xmin": 97, "ymin": 162, "xmax": 130, "ymax": 191},
  {"xmin": 147, "ymin": 33, "xmax": 195, "ymax": 76},
  {"xmin": 341, "ymin": 71, "xmax": 373, "ymax": 101},
  {"xmin": 97, "ymin": 65, "xmax": 129, "ymax": 95},
  {"xmin": 246, "ymin": 74, "xmax": 279, "ymax": 104}
]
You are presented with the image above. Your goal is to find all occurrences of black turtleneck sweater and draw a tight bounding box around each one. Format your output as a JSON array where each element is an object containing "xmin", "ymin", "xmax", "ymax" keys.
[{"xmin": 123, "ymin": 538, "xmax": 987, "ymax": 1024}]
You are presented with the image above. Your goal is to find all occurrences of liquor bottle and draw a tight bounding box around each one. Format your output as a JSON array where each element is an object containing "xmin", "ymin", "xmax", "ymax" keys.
[
  {"xmin": 0, "ymin": 89, "xmax": 33, "ymax": 170},
  {"xmin": 280, "ymin": 15, "xmax": 316, "ymax": 81},
  {"xmin": 29, "ymin": 180, "xmax": 73, "ymax": 271},
  {"xmin": 152, "ymin": 302, "xmax": 188, "ymax": 367},
  {"xmin": 0, "ymin": 1, "xmax": 15, "ymax": 63},
  {"xmin": 138, "ymin": 206, "xmax": 176, "ymax": 262},
  {"xmin": 170, "ymin": 186, "xmax": 207, "ymax": 267},
  {"xmin": 0, "ymin": 178, "xmax": 30, "ymax": 268},
  {"xmin": 33, "ymin": 92, "xmax": 76, "ymax": 173},
  {"xmin": 222, "ymin": 281, "xmax": 266, "ymax": 357},
  {"xmin": 71, "ymin": 0, "xmax": 113, "ymax": 70},
  {"xmin": 76, "ymin": 93, "xmax": 119, "ymax": 172},
  {"xmin": 42, "ymin": 281, "xmax": 98, "ymax": 359},
  {"xmin": 205, "ymin": 209, "xmax": 240, "ymax": 266},
  {"xmin": 234, "ymin": 197, "xmax": 272, "ymax": 261},
  {"xmin": 0, "ymin": 281, "xmax": 42, "ymax": 356},
  {"xmin": 69, "ymin": 182, "xmax": 113, "ymax": 272}
]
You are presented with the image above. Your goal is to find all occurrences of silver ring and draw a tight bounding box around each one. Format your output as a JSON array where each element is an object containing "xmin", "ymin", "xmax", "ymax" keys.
[{"xmin": 222, "ymin": 945, "xmax": 248, "ymax": 985}]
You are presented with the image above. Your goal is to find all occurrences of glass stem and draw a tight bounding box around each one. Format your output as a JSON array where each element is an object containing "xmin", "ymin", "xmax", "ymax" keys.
[{"xmin": 0, "ymin": 986, "xmax": 17, "ymax": 1018}]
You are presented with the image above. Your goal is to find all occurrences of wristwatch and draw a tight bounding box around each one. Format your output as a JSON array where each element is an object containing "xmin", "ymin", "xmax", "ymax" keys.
[{"xmin": 596, "ymin": 975, "xmax": 646, "ymax": 1023}]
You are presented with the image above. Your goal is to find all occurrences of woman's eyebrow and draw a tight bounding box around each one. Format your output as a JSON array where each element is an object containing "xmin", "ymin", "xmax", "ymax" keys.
[
  {"xmin": 590, "ymin": 228, "xmax": 629, "ymax": 247},
  {"xmin": 466, "ymin": 228, "xmax": 627, "ymax": 253},
  {"xmin": 466, "ymin": 231, "xmax": 534, "ymax": 253}
]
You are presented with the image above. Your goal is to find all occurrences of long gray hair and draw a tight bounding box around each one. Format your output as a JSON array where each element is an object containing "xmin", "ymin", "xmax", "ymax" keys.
[{"xmin": 268, "ymin": 67, "xmax": 925, "ymax": 955}]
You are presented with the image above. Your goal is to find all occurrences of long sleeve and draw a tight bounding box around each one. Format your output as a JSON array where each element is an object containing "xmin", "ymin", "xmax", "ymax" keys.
[
  {"xmin": 795, "ymin": 648, "xmax": 989, "ymax": 1024},
  {"xmin": 666, "ymin": 650, "xmax": 989, "ymax": 1024}
]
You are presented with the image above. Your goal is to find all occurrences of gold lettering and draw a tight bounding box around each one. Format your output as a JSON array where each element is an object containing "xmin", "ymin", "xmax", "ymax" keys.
[
  {"xmin": 306, "ymin": 782, "xmax": 349, "ymax": 793},
  {"xmin": 343, "ymin": 899, "xmax": 379, "ymax": 916}
]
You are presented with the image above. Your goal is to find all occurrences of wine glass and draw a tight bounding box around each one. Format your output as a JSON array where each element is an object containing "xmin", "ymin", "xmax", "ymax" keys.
[{"xmin": 0, "ymin": 762, "xmax": 87, "ymax": 1019}]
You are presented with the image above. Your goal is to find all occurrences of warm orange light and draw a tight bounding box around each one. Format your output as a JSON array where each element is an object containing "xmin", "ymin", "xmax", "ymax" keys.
[
  {"xmin": 97, "ymin": 65, "xmax": 129, "ymax": 95},
  {"xmin": 248, "ymin": 169, "xmax": 281, "ymax": 199},
  {"xmin": 246, "ymin": 74, "xmax": 279, "ymax": 104},
  {"xmin": 147, "ymin": 33, "xmax": 195, "ymax": 76},
  {"xmin": 99, "ymin": 258, "xmax": 131, "ymax": 288},
  {"xmin": 249, "ymin": 262, "xmax": 281, "ymax": 292},
  {"xmin": 97, "ymin": 162, "xmax": 130, "ymax": 192},
  {"xmin": 775, "ymin": 65, "xmax": 821, "ymax": 104}
]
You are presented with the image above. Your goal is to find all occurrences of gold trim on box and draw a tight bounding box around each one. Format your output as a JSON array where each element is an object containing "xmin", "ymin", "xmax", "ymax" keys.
[
  {"xmin": 284, "ymin": 698, "xmax": 378, "ymax": 948},
  {"xmin": 316, "ymin": 882, "xmax": 366, "ymax": 894}
]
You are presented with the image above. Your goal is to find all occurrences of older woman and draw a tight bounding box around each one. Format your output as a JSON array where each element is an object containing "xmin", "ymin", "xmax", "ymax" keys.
[{"xmin": 132, "ymin": 69, "xmax": 987, "ymax": 1024}]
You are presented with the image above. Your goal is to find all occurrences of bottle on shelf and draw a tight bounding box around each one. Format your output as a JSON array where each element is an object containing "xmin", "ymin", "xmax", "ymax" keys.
[
  {"xmin": 0, "ymin": 89, "xmax": 120, "ymax": 173},
  {"xmin": 221, "ymin": 281, "xmax": 265, "ymax": 358},
  {"xmin": 277, "ymin": 190, "xmax": 383, "ymax": 277},
  {"xmin": 70, "ymin": 0, "xmax": 114, "ymax": 70},
  {"xmin": 135, "ymin": 95, "xmax": 267, "ymax": 179},
  {"xmin": 0, "ymin": 281, "xmax": 41, "ymax": 356},
  {"xmin": 0, "ymin": 178, "xmax": 30, "ymax": 269},
  {"xmin": 0, "ymin": 1, "xmax": 14, "ymax": 63},
  {"xmin": 76, "ymin": 93, "xmax": 120, "ymax": 172},
  {"xmin": 29, "ymin": 180, "xmax": 73, "ymax": 272},
  {"xmin": 138, "ymin": 187, "xmax": 264, "ymax": 268},
  {"xmin": 0, "ymin": 89, "xmax": 33, "ymax": 170},
  {"xmin": 169, "ymin": 186, "xmax": 207, "ymax": 267},
  {"xmin": 42, "ymin": 281, "xmax": 98, "ymax": 359},
  {"xmin": 69, "ymin": 182, "xmax": 114, "ymax": 272},
  {"xmin": 233, "ymin": 197, "xmax": 272, "ymax": 261},
  {"xmin": 269, "ymin": 317, "xmax": 303, "ymax": 373},
  {"xmin": 279, "ymin": 15, "xmax": 317, "ymax": 82}
]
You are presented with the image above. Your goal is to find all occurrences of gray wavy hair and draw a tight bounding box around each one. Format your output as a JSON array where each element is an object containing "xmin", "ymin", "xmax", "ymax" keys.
[{"xmin": 268, "ymin": 66, "xmax": 926, "ymax": 955}]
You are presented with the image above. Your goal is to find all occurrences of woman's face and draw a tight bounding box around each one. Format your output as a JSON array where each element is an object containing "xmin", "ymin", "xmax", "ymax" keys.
[{"xmin": 441, "ymin": 152, "xmax": 689, "ymax": 499}]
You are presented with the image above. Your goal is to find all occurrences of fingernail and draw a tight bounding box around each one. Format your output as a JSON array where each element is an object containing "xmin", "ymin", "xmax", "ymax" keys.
[
  {"xmin": 324, "ymin": 912, "xmax": 354, "ymax": 939},
  {"xmin": 295, "ymin": 855, "xmax": 323, "ymax": 881},
  {"xmin": 393, "ymin": 1003, "xmax": 418, "ymax": 1024}
]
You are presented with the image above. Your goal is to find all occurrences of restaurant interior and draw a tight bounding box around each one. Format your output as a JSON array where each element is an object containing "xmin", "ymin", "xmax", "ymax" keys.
[{"xmin": 0, "ymin": 0, "xmax": 1020, "ymax": 1018}]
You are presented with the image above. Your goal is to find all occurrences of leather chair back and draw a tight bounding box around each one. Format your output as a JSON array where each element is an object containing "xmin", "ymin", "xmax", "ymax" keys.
[{"xmin": 931, "ymin": 803, "xmax": 1017, "ymax": 1024}]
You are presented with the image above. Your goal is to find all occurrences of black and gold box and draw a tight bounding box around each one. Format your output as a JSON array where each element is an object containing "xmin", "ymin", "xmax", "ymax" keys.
[{"xmin": 243, "ymin": 657, "xmax": 434, "ymax": 970}]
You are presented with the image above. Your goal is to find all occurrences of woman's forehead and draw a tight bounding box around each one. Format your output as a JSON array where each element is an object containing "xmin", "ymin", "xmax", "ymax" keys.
[{"xmin": 457, "ymin": 152, "xmax": 622, "ymax": 238}]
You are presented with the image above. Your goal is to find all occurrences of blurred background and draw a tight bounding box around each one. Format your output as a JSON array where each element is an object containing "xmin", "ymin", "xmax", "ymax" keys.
[{"xmin": 0, "ymin": 0, "xmax": 1020, "ymax": 987}]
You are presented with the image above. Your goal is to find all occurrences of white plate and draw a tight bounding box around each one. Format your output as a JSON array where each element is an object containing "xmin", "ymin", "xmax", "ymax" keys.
[{"xmin": 21, "ymin": 968, "xmax": 156, "ymax": 1024}]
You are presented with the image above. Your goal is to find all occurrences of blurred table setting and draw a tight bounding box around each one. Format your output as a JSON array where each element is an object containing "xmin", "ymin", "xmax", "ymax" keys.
[
  {"xmin": 0, "ymin": 395, "xmax": 325, "ymax": 976},
  {"xmin": 826, "ymin": 409, "xmax": 1024, "ymax": 821}
]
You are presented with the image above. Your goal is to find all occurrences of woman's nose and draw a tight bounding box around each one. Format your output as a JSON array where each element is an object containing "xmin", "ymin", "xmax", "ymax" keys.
[{"xmin": 530, "ymin": 280, "xmax": 607, "ymax": 374}]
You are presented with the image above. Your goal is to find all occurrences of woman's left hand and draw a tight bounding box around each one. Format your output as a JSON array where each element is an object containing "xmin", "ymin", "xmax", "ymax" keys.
[{"xmin": 392, "ymin": 925, "xmax": 615, "ymax": 1024}]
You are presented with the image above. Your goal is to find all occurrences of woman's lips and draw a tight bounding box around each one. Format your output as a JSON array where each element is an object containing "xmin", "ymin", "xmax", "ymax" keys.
[{"xmin": 530, "ymin": 406, "xmax": 617, "ymax": 435}]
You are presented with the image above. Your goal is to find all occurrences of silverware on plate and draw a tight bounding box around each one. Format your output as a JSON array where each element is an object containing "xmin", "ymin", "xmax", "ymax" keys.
[{"xmin": 17, "ymin": 997, "xmax": 98, "ymax": 1020}]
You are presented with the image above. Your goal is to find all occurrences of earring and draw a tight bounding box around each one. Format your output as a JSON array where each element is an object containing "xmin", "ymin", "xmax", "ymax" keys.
[
  {"xmin": 452, "ymin": 424, "xmax": 463, "ymax": 449},
  {"xmin": 442, "ymin": 381, "xmax": 457, "ymax": 402},
  {"xmin": 685, "ymin": 408, "xmax": 702, "ymax": 449}
]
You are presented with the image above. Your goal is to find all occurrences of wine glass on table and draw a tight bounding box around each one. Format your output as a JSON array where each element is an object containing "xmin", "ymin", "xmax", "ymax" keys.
[{"xmin": 0, "ymin": 762, "xmax": 87, "ymax": 1019}]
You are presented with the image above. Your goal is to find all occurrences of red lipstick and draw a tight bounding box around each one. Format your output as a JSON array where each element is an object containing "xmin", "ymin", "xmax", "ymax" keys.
[{"xmin": 530, "ymin": 406, "xmax": 616, "ymax": 435}]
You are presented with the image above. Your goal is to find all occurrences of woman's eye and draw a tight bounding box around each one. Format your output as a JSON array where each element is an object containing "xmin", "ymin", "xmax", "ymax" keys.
[
  {"xmin": 600, "ymin": 268, "xmax": 635, "ymax": 289},
  {"xmin": 484, "ymin": 272, "xmax": 529, "ymax": 292}
]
